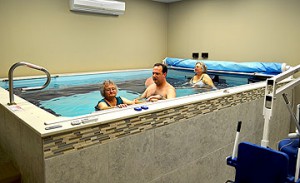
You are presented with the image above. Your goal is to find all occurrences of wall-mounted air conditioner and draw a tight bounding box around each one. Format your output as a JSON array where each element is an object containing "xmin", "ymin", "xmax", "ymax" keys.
[{"xmin": 70, "ymin": 0, "xmax": 125, "ymax": 16}]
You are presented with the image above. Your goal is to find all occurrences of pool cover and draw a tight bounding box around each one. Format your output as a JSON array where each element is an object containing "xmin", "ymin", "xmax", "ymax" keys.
[{"xmin": 164, "ymin": 57, "xmax": 284, "ymax": 75}]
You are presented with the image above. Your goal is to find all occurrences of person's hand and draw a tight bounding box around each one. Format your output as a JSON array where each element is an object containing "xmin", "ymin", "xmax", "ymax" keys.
[
  {"xmin": 134, "ymin": 98, "xmax": 147, "ymax": 104},
  {"xmin": 148, "ymin": 98, "xmax": 159, "ymax": 102},
  {"xmin": 117, "ymin": 104, "xmax": 128, "ymax": 108},
  {"xmin": 133, "ymin": 99, "xmax": 142, "ymax": 104}
]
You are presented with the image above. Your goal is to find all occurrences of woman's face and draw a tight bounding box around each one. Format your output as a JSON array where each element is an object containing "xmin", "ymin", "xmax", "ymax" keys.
[
  {"xmin": 194, "ymin": 63, "xmax": 203, "ymax": 74},
  {"xmin": 104, "ymin": 83, "xmax": 117, "ymax": 98}
]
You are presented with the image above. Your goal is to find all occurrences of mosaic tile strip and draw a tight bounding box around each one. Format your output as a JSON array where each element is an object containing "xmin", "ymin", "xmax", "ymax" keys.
[{"xmin": 43, "ymin": 87, "xmax": 265, "ymax": 159}]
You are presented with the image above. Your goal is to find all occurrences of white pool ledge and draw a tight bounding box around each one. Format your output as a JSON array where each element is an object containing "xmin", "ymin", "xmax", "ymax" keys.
[{"xmin": 0, "ymin": 80, "xmax": 267, "ymax": 137}]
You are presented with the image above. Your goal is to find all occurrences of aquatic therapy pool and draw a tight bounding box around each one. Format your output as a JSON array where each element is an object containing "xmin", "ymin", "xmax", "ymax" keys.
[
  {"xmin": 0, "ymin": 68, "xmax": 266, "ymax": 117},
  {"xmin": 0, "ymin": 60, "xmax": 292, "ymax": 183}
]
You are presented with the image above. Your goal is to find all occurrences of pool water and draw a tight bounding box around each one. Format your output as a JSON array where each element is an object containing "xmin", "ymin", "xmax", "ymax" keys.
[
  {"xmin": 40, "ymin": 90, "xmax": 139, "ymax": 117},
  {"xmin": 0, "ymin": 69, "xmax": 261, "ymax": 117}
]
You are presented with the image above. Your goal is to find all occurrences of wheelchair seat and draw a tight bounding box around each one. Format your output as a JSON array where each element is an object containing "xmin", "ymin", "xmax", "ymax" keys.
[{"xmin": 227, "ymin": 142, "xmax": 296, "ymax": 183}]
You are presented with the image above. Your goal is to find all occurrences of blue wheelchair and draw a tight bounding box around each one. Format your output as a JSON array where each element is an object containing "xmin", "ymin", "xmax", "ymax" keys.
[{"xmin": 226, "ymin": 141, "xmax": 299, "ymax": 183}]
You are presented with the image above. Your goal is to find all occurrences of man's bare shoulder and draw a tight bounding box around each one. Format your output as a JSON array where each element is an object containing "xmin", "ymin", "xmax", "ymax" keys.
[
  {"xmin": 166, "ymin": 82, "xmax": 175, "ymax": 90},
  {"xmin": 147, "ymin": 83, "xmax": 157, "ymax": 91},
  {"xmin": 144, "ymin": 83, "xmax": 156, "ymax": 96},
  {"xmin": 166, "ymin": 82, "xmax": 176, "ymax": 98}
]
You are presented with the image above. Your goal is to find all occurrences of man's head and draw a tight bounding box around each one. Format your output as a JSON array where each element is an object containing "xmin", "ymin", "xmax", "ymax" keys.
[{"xmin": 152, "ymin": 63, "xmax": 168, "ymax": 86}]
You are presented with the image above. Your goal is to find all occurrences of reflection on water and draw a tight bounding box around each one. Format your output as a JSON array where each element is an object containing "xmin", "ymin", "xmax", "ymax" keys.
[
  {"xmin": 15, "ymin": 77, "xmax": 229, "ymax": 117},
  {"xmin": 0, "ymin": 68, "xmax": 267, "ymax": 117}
]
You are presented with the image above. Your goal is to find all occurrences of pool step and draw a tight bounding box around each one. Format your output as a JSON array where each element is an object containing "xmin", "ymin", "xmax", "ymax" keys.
[{"xmin": 0, "ymin": 148, "xmax": 21, "ymax": 183}]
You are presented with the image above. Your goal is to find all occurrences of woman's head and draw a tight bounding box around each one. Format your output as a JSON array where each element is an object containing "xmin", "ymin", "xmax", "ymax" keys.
[
  {"xmin": 100, "ymin": 80, "xmax": 118, "ymax": 98},
  {"xmin": 194, "ymin": 62, "xmax": 207, "ymax": 73}
]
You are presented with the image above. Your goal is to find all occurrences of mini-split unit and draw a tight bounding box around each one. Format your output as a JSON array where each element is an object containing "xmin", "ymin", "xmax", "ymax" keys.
[{"xmin": 70, "ymin": 0, "xmax": 125, "ymax": 15}]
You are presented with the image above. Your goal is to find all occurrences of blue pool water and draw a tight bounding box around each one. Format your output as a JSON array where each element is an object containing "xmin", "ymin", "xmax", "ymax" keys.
[
  {"xmin": 40, "ymin": 90, "xmax": 139, "ymax": 117},
  {"xmin": 0, "ymin": 69, "xmax": 262, "ymax": 117}
]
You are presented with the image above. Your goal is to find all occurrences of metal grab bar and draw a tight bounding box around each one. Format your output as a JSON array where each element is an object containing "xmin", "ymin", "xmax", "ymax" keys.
[{"xmin": 8, "ymin": 62, "xmax": 51, "ymax": 105}]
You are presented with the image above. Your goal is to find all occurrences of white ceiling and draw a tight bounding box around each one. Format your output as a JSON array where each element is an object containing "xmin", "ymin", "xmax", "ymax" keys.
[{"xmin": 152, "ymin": 0, "xmax": 183, "ymax": 3}]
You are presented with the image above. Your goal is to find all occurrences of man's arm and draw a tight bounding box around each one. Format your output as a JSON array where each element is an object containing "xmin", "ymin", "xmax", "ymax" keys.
[
  {"xmin": 166, "ymin": 87, "xmax": 176, "ymax": 99},
  {"xmin": 135, "ymin": 88, "xmax": 148, "ymax": 101}
]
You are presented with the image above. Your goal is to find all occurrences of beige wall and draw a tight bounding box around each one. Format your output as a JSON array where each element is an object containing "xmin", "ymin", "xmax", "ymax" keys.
[
  {"xmin": 168, "ymin": 0, "xmax": 300, "ymax": 108},
  {"xmin": 168, "ymin": 0, "xmax": 300, "ymax": 67},
  {"xmin": 0, "ymin": 0, "xmax": 168, "ymax": 78},
  {"xmin": 1, "ymin": 0, "xmax": 299, "ymax": 73},
  {"xmin": 0, "ymin": 0, "xmax": 299, "ymax": 105}
]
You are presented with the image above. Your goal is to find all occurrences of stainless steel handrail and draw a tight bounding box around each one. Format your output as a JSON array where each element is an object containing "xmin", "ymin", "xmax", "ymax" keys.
[{"xmin": 8, "ymin": 62, "xmax": 51, "ymax": 105}]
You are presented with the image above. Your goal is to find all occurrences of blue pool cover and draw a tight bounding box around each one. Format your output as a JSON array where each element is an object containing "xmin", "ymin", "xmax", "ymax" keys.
[{"xmin": 164, "ymin": 57, "xmax": 284, "ymax": 75}]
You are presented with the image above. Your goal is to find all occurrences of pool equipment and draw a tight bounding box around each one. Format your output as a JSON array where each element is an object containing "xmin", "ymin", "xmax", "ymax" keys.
[
  {"xmin": 134, "ymin": 107, "xmax": 142, "ymax": 111},
  {"xmin": 164, "ymin": 57, "xmax": 288, "ymax": 75},
  {"xmin": 226, "ymin": 141, "xmax": 295, "ymax": 183},
  {"xmin": 262, "ymin": 64, "xmax": 300, "ymax": 147},
  {"xmin": 296, "ymin": 137, "xmax": 300, "ymax": 182},
  {"xmin": 141, "ymin": 105, "xmax": 149, "ymax": 110},
  {"xmin": 7, "ymin": 62, "xmax": 51, "ymax": 105},
  {"xmin": 226, "ymin": 64, "xmax": 300, "ymax": 183},
  {"xmin": 278, "ymin": 104, "xmax": 300, "ymax": 180},
  {"xmin": 134, "ymin": 105, "xmax": 149, "ymax": 111},
  {"xmin": 45, "ymin": 125, "xmax": 62, "ymax": 130},
  {"xmin": 226, "ymin": 121, "xmax": 300, "ymax": 183},
  {"xmin": 231, "ymin": 121, "xmax": 242, "ymax": 159},
  {"xmin": 263, "ymin": 65, "xmax": 300, "ymax": 179}
]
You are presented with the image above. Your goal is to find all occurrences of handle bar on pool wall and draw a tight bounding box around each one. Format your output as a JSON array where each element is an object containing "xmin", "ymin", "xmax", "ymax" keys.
[{"xmin": 8, "ymin": 62, "xmax": 51, "ymax": 105}]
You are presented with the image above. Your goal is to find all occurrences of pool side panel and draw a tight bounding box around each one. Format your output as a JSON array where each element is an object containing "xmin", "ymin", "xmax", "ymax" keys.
[
  {"xmin": 0, "ymin": 88, "xmax": 56, "ymax": 183},
  {"xmin": 42, "ymin": 87, "xmax": 265, "ymax": 159},
  {"xmin": 0, "ymin": 82, "xmax": 292, "ymax": 183},
  {"xmin": 44, "ymin": 89, "xmax": 292, "ymax": 183},
  {"xmin": 0, "ymin": 105, "xmax": 45, "ymax": 183}
]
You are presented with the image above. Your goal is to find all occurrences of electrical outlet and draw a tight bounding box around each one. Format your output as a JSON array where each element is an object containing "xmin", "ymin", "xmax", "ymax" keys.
[
  {"xmin": 192, "ymin": 53, "xmax": 199, "ymax": 59},
  {"xmin": 202, "ymin": 52, "xmax": 208, "ymax": 59}
]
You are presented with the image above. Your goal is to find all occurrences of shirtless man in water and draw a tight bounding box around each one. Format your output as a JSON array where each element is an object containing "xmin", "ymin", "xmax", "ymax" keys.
[{"xmin": 138, "ymin": 63, "xmax": 176, "ymax": 102}]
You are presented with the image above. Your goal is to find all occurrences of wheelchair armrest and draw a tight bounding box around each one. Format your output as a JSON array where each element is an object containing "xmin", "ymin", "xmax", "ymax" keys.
[{"xmin": 226, "ymin": 156, "xmax": 237, "ymax": 167}]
